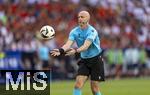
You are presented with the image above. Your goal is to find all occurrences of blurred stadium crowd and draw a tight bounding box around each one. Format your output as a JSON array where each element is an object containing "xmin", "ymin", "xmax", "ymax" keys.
[{"xmin": 0, "ymin": 0, "xmax": 150, "ymax": 79}]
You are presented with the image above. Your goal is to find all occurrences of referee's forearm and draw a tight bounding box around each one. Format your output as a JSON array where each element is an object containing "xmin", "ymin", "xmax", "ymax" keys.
[
  {"xmin": 77, "ymin": 40, "xmax": 92, "ymax": 53},
  {"xmin": 61, "ymin": 45, "xmax": 70, "ymax": 52},
  {"xmin": 76, "ymin": 44, "xmax": 89, "ymax": 53},
  {"xmin": 61, "ymin": 39, "xmax": 74, "ymax": 51}
]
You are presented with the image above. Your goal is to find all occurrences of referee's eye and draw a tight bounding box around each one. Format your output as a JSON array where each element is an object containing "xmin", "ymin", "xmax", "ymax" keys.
[{"xmin": 78, "ymin": 16, "xmax": 84, "ymax": 18}]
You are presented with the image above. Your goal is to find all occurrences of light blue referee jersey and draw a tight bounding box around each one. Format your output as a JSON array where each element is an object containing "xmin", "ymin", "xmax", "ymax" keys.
[{"xmin": 69, "ymin": 25, "xmax": 102, "ymax": 59}]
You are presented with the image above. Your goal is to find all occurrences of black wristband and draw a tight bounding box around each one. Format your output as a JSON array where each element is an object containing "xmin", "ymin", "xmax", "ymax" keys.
[{"xmin": 59, "ymin": 48, "xmax": 65, "ymax": 55}]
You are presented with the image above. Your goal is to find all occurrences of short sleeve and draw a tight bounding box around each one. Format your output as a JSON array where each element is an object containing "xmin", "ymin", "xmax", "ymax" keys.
[{"xmin": 86, "ymin": 30, "xmax": 97, "ymax": 42}]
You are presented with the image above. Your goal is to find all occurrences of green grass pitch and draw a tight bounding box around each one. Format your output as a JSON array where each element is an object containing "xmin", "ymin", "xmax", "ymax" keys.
[
  {"xmin": 0, "ymin": 77, "xmax": 150, "ymax": 95},
  {"xmin": 51, "ymin": 78, "xmax": 150, "ymax": 95}
]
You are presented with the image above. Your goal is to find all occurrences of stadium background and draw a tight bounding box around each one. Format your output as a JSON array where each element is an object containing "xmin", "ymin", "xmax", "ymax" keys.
[{"xmin": 0, "ymin": 0, "xmax": 150, "ymax": 95}]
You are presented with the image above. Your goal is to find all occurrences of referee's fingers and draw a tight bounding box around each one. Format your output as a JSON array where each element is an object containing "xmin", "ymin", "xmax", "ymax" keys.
[
  {"xmin": 51, "ymin": 49, "xmax": 59, "ymax": 52},
  {"xmin": 50, "ymin": 50, "xmax": 59, "ymax": 54},
  {"xmin": 65, "ymin": 53, "xmax": 70, "ymax": 56}
]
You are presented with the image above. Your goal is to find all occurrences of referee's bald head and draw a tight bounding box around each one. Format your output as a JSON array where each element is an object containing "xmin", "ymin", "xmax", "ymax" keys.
[
  {"xmin": 78, "ymin": 11, "xmax": 90, "ymax": 28},
  {"xmin": 78, "ymin": 11, "xmax": 90, "ymax": 21}
]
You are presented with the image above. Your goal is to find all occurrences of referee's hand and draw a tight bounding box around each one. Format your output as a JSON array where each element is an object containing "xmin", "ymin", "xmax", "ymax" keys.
[
  {"xmin": 65, "ymin": 48, "xmax": 76, "ymax": 56},
  {"xmin": 50, "ymin": 49, "xmax": 60, "ymax": 56}
]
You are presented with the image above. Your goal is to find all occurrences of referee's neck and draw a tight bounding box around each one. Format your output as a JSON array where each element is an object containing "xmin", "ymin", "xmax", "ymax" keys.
[{"xmin": 80, "ymin": 24, "xmax": 89, "ymax": 30}]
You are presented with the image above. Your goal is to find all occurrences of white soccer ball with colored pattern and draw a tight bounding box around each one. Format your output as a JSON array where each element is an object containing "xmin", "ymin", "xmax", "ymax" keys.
[{"xmin": 40, "ymin": 25, "xmax": 55, "ymax": 40}]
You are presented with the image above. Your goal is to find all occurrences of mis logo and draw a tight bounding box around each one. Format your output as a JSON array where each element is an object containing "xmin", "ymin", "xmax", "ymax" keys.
[{"xmin": 1, "ymin": 70, "xmax": 50, "ymax": 95}]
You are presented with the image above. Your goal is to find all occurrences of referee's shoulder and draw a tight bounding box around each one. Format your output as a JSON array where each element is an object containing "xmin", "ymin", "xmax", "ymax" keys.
[{"xmin": 89, "ymin": 25, "xmax": 97, "ymax": 33}]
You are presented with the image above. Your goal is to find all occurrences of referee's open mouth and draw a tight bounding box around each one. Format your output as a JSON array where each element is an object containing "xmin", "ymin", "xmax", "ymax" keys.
[{"xmin": 78, "ymin": 21, "xmax": 83, "ymax": 26}]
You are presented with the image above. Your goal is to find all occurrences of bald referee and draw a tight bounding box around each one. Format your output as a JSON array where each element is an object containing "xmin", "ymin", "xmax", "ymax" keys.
[{"xmin": 51, "ymin": 10, "xmax": 104, "ymax": 95}]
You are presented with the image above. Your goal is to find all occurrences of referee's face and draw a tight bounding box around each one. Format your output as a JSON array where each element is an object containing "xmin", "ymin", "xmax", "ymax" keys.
[{"xmin": 78, "ymin": 11, "xmax": 90, "ymax": 28}]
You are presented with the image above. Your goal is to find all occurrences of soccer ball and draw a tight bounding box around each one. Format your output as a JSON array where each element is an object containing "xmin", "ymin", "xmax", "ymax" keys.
[{"xmin": 39, "ymin": 25, "xmax": 55, "ymax": 40}]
